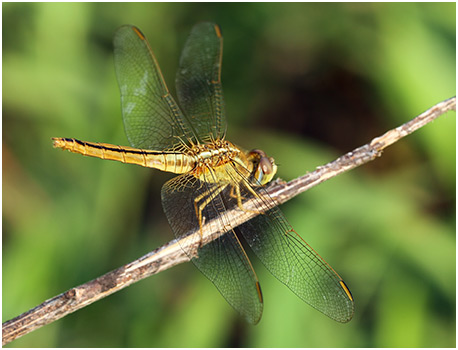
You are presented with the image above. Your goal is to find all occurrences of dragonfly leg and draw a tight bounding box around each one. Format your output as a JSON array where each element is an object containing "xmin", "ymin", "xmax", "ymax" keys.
[
  {"xmin": 193, "ymin": 184, "xmax": 227, "ymax": 247},
  {"xmin": 229, "ymin": 185, "xmax": 242, "ymax": 199},
  {"xmin": 234, "ymin": 184, "xmax": 265, "ymax": 215}
]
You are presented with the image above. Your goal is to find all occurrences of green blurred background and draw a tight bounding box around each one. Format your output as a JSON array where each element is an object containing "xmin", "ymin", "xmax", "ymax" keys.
[{"xmin": 3, "ymin": 3, "xmax": 455, "ymax": 347}]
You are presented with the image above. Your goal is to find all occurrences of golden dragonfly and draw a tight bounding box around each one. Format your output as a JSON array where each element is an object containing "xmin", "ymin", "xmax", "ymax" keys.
[{"xmin": 53, "ymin": 22, "xmax": 354, "ymax": 324}]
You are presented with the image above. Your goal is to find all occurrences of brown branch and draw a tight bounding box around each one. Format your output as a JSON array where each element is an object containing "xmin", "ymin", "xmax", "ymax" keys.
[{"xmin": 2, "ymin": 96, "xmax": 455, "ymax": 345}]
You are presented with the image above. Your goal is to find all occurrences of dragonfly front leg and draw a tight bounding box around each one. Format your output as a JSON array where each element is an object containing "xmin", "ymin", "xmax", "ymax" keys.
[{"xmin": 193, "ymin": 184, "xmax": 227, "ymax": 247}]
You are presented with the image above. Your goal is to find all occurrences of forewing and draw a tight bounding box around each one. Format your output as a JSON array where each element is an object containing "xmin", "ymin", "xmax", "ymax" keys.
[
  {"xmin": 161, "ymin": 173, "xmax": 263, "ymax": 324},
  {"xmin": 113, "ymin": 25, "xmax": 194, "ymax": 150},
  {"xmin": 176, "ymin": 22, "xmax": 226, "ymax": 143},
  {"xmin": 227, "ymin": 164, "xmax": 355, "ymax": 323}
]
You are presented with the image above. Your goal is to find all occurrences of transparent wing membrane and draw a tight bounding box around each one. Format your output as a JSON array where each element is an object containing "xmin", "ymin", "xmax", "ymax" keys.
[
  {"xmin": 176, "ymin": 22, "xmax": 226, "ymax": 143},
  {"xmin": 236, "ymin": 188, "xmax": 354, "ymax": 322},
  {"xmin": 113, "ymin": 25, "xmax": 195, "ymax": 150},
  {"xmin": 161, "ymin": 174, "xmax": 263, "ymax": 324},
  {"xmin": 223, "ymin": 162, "xmax": 354, "ymax": 322}
]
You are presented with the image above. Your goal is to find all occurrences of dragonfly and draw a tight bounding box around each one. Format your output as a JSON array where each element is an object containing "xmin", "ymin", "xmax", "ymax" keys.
[{"xmin": 52, "ymin": 22, "xmax": 354, "ymax": 324}]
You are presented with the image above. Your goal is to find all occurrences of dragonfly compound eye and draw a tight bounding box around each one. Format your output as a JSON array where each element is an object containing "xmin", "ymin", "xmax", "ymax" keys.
[
  {"xmin": 260, "ymin": 156, "xmax": 273, "ymax": 175},
  {"xmin": 247, "ymin": 149, "xmax": 277, "ymax": 186},
  {"xmin": 259, "ymin": 155, "xmax": 277, "ymax": 185}
]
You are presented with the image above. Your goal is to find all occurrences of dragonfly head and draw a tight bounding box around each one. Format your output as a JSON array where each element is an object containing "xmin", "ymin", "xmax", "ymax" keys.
[{"xmin": 248, "ymin": 149, "xmax": 278, "ymax": 186}]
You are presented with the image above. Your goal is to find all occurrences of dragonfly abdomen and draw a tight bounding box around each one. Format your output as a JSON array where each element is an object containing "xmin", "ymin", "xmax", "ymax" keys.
[{"xmin": 52, "ymin": 138, "xmax": 195, "ymax": 174}]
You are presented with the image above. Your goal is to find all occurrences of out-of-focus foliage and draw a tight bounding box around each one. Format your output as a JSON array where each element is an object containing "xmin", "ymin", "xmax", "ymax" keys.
[{"xmin": 3, "ymin": 3, "xmax": 455, "ymax": 347}]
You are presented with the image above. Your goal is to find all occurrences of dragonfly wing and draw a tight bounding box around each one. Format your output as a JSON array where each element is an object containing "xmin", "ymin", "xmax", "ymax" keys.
[
  {"xmin": 113, "ymin": 25, "xmax": 194, "ymax": 150},
  {"xmin": 226, "ymin": 166, "xmax": 354, "ymax": 322},
  {"xmin": 161, "ymin": 173, "xmax": 263, "ymax": 324},
  {"xmin": 176, "ymin": 22, "xmax": 226, "ymax": 143}
]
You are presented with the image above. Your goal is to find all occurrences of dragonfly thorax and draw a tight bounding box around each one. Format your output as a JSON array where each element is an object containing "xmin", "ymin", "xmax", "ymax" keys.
[
  {"xmin": 190, "ymin": 140, "xmax": 240, "ymax": 166},
  {"xmin": 188, "ymin": 140, "xmax": 277, "ymax": 189}
]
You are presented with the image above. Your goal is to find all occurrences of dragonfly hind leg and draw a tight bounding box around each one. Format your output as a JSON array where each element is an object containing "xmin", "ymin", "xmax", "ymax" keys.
[
  {"xmin": 193, "ymin": 184, "xmax": 227, "ymax": 247},
  {"xmin": 233, "ymin": 183, "xmax": 266, "ymax": 216}
]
